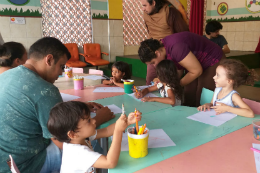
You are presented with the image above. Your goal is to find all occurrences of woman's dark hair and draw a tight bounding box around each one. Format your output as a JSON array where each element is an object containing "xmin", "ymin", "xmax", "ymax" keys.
[
  {"xmin": 156, "ymin": 60, "xmax": 183, "ymax": 101},
  {"xmin": 138, "ymin": 38, "xmax": 164, "ymax": 63},
  {"xmin": 0, "ymin": 42, "xmax": 26, "ymax": 67},
  {"xmin": 29, "ymin": 37, "xmax": 71, "ymax": 63},
  {"xmin": 47, "ymin": 101, "xmax": 91, "ymax": 143},
  {"xmin": 167, "ymin": 6, "xmax": 189, "ymax": 33},
  {"xmin": 219, "ymin": 59, "xmax": 259, "ymax": 88},
  {"xmin": 147, "ymin": 0, "xmax": 168, "ymax": 13},
  {"xmin": 205, "ymin": 20, "xmax": 223, "ymax": 35},
  {"xmin": 112, "ymin": 61, "xmax": 131, "ymax": 79}
]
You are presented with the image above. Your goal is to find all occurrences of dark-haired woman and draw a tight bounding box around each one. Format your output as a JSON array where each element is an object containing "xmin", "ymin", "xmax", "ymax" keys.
[
  {"xmin": 138, "ymin": 31, "xmax": 225, "ymax": 107},
  {"xmin": 0, "ymin": 42, "xmax": 27, "ymax": 74}
]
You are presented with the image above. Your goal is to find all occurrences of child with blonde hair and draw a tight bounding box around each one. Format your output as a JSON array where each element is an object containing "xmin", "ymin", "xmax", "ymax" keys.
[{"xmin": 198, "ymin": 59, "xmax": 258, "ymax": 117}]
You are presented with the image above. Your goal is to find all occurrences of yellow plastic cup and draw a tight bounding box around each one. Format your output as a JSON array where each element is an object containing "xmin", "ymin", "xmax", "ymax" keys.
[{"xmin": 127, "ymin": 127, "xmax": 149, "ymax": 158}]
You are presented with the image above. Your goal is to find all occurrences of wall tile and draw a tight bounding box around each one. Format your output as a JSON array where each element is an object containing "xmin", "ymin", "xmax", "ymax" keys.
[
  {"xmin": 101, "ymin": 20, "xmax": 108, "ymax": 37},
  {"xmin": 26, "ymin": 18, "xmax": 42, "ymax": 38},
  {"xmin": 221, "ymin": 31, "xmax": 227, "ymax": 39},
  {"xmin": 0, "ymin": 17, "xmax": 11, "ymax": 38},
  {"xmin": 228, "ymin": 40, "xmax": 235, "ymax": 50},
  {"xmin": 10, "ymin": 24, "xmax": 27, "ymax": 38},
  {"xmin": 235, "ymin": 22, "xmax": 245, "ymax": 32},
  {"xmin": 234, "ymin": 41, "xmax": 243, "ymax": 51},
  {"xmin": 93, "ymin": 36, "xmax": 102, "ymax": 44},
  {"xmin": 245, "ymin": 21, "xmax": 255, "ymax": 32},
  {"xmin": 27, "ymin": 37, "xmax": 41, "ymax": 50},
  {"xmin": 92, "ymin": 20, "xmax": 103, "ymax": 37},
  {"xmin": 235, "ymin": 32, "xmax": 244, "ymax": 41},
  {"xmin": 113, "ymin": 20, "xmax": 123, "ymax": 37},
  {"xmin": 243, "ymin": 41, "xmax": 258, "ymax": 51},
  {"xmin": 227, "ymin": 22, "xmax": 236, "ymax": 32},
  {"xmin": 2, "ymin": 37, "xmax": 12, "ymax": 43},
  {"xmin": 221, "ymin": 22, "xmax": 227, "ymax": 32},
  {"xmin": 110, "ymin": 37, "xmax": 116, "ymax": 53},
  {"xmin": 244, "ymin": 32, "xmax": 254, "ymax": 42},
  {"xmin": 253, "ymin": 32, "xmax": 260, "ymax": 42},
  {"xmin": 109, "ymin": 20, "xmax": 114, "ymax": 37},
  {"xmin": 114, "ymin": 36, "xmax": 124, "ymax": 52},
  {"xmin": 226, "ymin": 32, "xmax": 235, "ymax": 41},
  {"xmin": 254, "ymin": 21, "xmax": 260, "ymax": 32}
]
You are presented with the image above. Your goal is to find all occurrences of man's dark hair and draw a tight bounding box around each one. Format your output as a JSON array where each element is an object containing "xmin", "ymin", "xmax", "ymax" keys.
[
  {"xmin": 47, "ymin": 101, "xmax": 91, "ymax": 143},
  {"xmin": 138, "ymin": 38, "xmax": 164, "ymax": 63},
  {"xmin": 205, "ymin": 20, "xmax": 223, "ymax": 35},
  {"xmin": 147, "ymin": 0, "xmax": 168, "ymax": 13},
  {"xmin": 29, "ymin": 37, "xmax": 71, "ymax": 63}
]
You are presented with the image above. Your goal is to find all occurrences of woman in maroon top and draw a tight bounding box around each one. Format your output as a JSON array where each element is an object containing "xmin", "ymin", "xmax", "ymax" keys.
[{"xmin": 138, "ymin": 31, "xmax": 225, "ymax": 107}]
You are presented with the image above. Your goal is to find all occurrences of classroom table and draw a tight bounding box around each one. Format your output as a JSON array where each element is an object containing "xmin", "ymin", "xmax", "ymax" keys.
[{"xmin": 55, "ymin": 75, "xmax": 260, "ymax": 173}]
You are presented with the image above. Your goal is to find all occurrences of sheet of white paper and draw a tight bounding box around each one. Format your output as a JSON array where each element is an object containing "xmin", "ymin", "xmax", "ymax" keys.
[
  {"xmin": 93, "ymin": 87, "xmax": 124, "ymax": 93},
  {"xmin": 253, "ymin": 143, "xmax": 260, "ymax": 173},
  {"xmin": 60, "ymin": 93, "xmax": 80, "ymax": 102},
  {"xmin": 105, "ymin": 104, "xmax": 122, "ymax": 114},
  {"xmin": 187, "ymin": 109, "xmax": 237, "ymax": 127},
  {"xmin": 111, "ymin": 129, "xmax": 176, "ymax": 151},
  {"xmin": 83, "ymin": 75, "xmax": 106, "ymax": 80},
  {"xmin": 128, "ymin": 92, "xmax": 159, "ymax": 101}
]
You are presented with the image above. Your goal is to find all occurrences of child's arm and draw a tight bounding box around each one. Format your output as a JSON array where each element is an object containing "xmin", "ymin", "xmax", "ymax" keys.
[
  {"xmin": 102, "ymin": 79, "xmax": 113, "ymax": 85},
  {"xmin": 113, "ymin": 81, "xmax": 124, "ymax": 88},
  {"xmin": 92, "ymin": 114, "xmax": 127, "ymax": 169},
  {"xmin": 141, "ymin": 88, "xmax": 176, "ymax": 105},
  {"xmin": 95, "ymin": 111, "xmax": 142, "ymax": 139},
  {"xmin": 211, "ymin": 93, "xmax": 254, "ymax": 118},
  {"xmin": 93, "ymin": 112, "xmax": 142, "ymax": 169},
  {"xmin": 135, "ymin": 85, "xmax": 158, "ymax": 99}
]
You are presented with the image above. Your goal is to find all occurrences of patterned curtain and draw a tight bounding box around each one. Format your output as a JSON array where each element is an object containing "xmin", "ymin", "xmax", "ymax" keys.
[
  {"xmin": 123, "ymin": 0, "xmax": 148, "ymax": 46},
  {"xmin": 41, "ymin": 0, "xmax": 92, "ymax": 46}
]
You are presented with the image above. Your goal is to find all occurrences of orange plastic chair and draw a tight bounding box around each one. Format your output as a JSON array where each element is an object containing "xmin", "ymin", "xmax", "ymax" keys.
[
  {"xmin": 82, "ymin": 43, "xmax": 110, "ymax": 69},
  {"xmin": 64, "ymin": 43, "xmax": 87, "ymax": 68}
]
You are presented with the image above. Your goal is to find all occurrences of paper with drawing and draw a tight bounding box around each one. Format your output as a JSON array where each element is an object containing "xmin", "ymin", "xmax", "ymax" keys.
[{"xmin": 187, "ymin": 109, "xmax": 237, "ymax": 127}]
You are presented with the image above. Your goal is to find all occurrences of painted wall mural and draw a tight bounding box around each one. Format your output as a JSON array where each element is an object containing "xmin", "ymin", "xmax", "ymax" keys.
[
  {"xmin": 0, "ymin": 0, "xmax": 41, "ymax": 17},
  {"xmin": 91, "ymin": 0, "xmax": 108, "ymax": 19},
  {"xmin": 207, "ymin": 0, "xmax": 260, "ymax": 22}
]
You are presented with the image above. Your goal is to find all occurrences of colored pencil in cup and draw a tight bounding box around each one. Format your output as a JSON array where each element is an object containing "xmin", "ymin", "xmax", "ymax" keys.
[{"xmin": 135, "ymin": 108, "xmax": 139, "ymax": 134}]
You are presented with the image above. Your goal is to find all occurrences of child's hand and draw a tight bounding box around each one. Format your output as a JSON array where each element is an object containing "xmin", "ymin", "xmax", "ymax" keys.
[
  {"xmin": 109, "ymin": 77, "xmax": 114, "ymax": 84},
  {"xmin": 134, "ymin": 90, "xmax": 143, "ymax": 99},
  {"xmin": 197, "ymin": 103, "xmax": 211, "ymax": 112},
  {"xmin": 127, "ymin": 110, "xmax": 142, "ymax": 125},
  {"xmin": 141, "ymin": 97, "xmax": 152, "ymax": 102},
  {"xmin": 115, "ymin": 114, "xmax": 128, "ymax": 132},
  {"xmin": 211, "ymin": 103, "xmax": 229, "ymax": 115}
]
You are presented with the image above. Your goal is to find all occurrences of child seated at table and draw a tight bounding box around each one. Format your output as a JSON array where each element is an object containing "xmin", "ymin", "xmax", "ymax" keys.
[
  {"xmin": 135, "ymin": 60, "xmax": 182, "ymax": 106},
  {"xmin": 197, "ymin": 59, "xmax": 258, "ymax": 117},
  {"xmin": 47, "ymin": 101, "xmax": 141, "ymax": 173},
  {"xmin": 103, "ymin": 61, "xmax": 131, "ymax": 88}
]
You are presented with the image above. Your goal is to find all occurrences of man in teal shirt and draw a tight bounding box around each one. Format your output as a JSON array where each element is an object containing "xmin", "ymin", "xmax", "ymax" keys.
[{"xmin": 0, "ymin": 37, "xmax": 114, "ymax": 172}]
